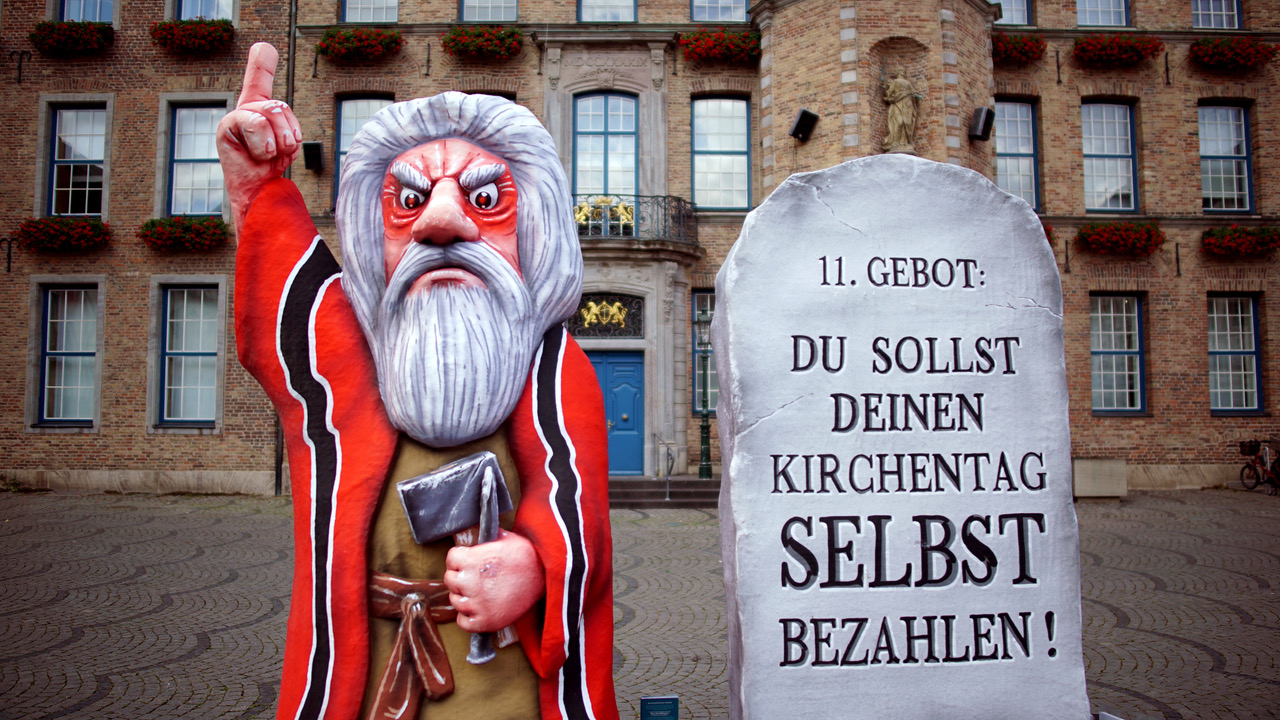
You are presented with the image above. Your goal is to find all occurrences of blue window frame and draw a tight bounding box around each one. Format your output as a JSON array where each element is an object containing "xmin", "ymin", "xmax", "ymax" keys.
[
  {"xmin": 1192, "ymin": 0, "xmax": 1240, "ymax": 29},
  {"xmin": 578, "ymin": 0, "xmax": 634, "ymax": 22},
  {"xmin": 574, "ymin": 93, "xmax": 637, "ymax": 198},
  {"xmin": 159, "ymin": 286, "xmax": 219, "ymax": 425},
  {"xmin": 692, "ymin": 97, "xmax": 750, "ymax": 210},
  {"xmin": 1199, "ymin": 105, "xmax": 1252, "ymax": 213},
  {"xmin": 691, "ymin": 0, "xmax": 744, "ymax": 22},
  {"xmin": 40, "ymin": 286, "xmax": 98, "ymax": 425},
  {"xmin": 343, "ymin": 0, "xmax": 396, "ymax": 22},
  {"xmin": 994, "ymin": 0, "xmax": 1029, "ymax": 25},
  {"xmin": 178, "ymin": 0, "xmax": 231, "ymax": 19},
  {"xmin": 692, "ymin": 291, "xmax": 718, "ymax": 414},
  {"xmin": 1082, "ymin": 103, "xmax": 1138, "ymax": 212},
  {"xmin": 461, "ymin": 0, "xmax": 516, "ymax": 21},
  {"xmin": 169, "ymin": 106, "xmax": 226, "ymax": 216},
  {"xmin": 61, "ymin": 0, "xmax": 112, "ymax": 21},
  {"xmin": 1090, "ymin": 295, "xmax": 1145, "ymax": 413},
  {"xmin": 994, "ymin": 100, "xmax": 1039, "ymax": 210},
  {"xmin": 49, "ymin": 107, "xmax": 106, "ymax": 216},
  {"xmin": 1077, "ymin": 0, "xmax": 1128, "ymax": 26},
  {"xmin": 335, "ymin": 97, "xmax": 393, "ymax": 200},
  {"xmin": 1208, "ymin": 296, "xmax": 1262, "ymax": 412}
]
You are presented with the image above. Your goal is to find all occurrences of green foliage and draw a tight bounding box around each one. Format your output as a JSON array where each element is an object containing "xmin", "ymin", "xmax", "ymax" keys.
[
  {"xmin": 1074, "ymin": 222, "xmax": 1166, "ymax": 257},
  {"xmin": 441, "ymin": 25, "xmax": 522, "ymax": 61},
  {"xmin": 28, "ymin": 21, "xmax": 114, "ymax": 57},
  {"xmin": 316, "ymin": 26, "xmax": 403, "ymax": 63},
  {"xmin": 150, "ymin": 18, "xmax": 235, "ymax": 55},
  {"xmin": 14, "ymin": 216, "xmax": 111, "ymax": 252},
  {"xmin": 137, "ymin": 216, "xmax": 228, "ymax": 253},
  {"xmin": 678, "ymin": 28, "xmax": 761, "ymax": 64}
]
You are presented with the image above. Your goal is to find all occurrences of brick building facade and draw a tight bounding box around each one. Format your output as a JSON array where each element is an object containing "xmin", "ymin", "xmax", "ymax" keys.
[{"xmin": 0, "ymin": 0, "xmax": 1275, "ymax": 493}]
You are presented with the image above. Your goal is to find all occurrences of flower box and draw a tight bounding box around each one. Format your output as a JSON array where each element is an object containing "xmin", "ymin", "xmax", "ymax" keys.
[
  {"xmin": 28, "ymin": 21, "xmax": 114, "ymax": 58},
  {"xmin": 441, "ymin": 25, "xmax": 522, "ymax": 62},
  {"xmin": 316, "ymin": 27, "xmax": 403, "ymax": 64},
  {"xmin": 992, "ymin": 32, "xmax": 1046, "ymax": 66},
  {"xmin": 1074, "ymin": 222, "xmax": 1165, "ymax": 257},
  {"xmin": 1188, "ymin": 37, "xmax": 1277, "ymax": 73},
  {"xmin": 678, "ymin": 28, "xmax": 761, "ymax": 64},
  {"xmin": 137, "ymin": 216, "xmax": 228, "ymax": 253},
  {"xmin": 14, "ymin": 216, "xmax": 111, "ymax": 253},
  {"xmin": 1042, "ymin": 222, "xmax": 1055, "ymax": 245},
  {"xmin": 150, "ymin": 18, "xmax": 235, "ymax": 55},
  {"xmin": 1071, "ymin": 34, "xmax": 1164, "ymax": 69},
  {"xmin": 1200, "ymin": 225, "xmax": 1278, "ymax": 259}
]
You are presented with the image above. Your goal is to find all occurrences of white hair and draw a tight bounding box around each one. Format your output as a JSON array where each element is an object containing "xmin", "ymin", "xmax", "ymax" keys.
[
  {"xmin": 338, "ymin": 92, "xmax": 582, "ymax": 347},
  {"xmin": 336, "ymin": 92, "xmax": 582, "ymax": 446}
]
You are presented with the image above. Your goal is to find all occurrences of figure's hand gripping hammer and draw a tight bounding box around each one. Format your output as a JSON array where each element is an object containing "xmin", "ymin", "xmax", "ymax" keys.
[{"xmin": 396, "ymin": 451, "xmax": 516, "ymax": 664}]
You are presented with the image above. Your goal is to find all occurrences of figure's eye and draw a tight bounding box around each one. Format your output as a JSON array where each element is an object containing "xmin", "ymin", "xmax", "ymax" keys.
[
  {"xmin": 399, "ymin": 187, "xmax": 425, "ymax": 210},
  {"xmin": 468, "ymin": 183, "xmax": 498, "ymax": 210}
]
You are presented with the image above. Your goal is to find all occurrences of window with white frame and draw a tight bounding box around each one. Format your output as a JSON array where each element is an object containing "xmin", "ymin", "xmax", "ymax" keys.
[
  {"xmin": 1192, "ymin": 0, "xmax": 1240, "ymax": 29},
  {"xmin": 1199, "ymin": 106, "xmax": 1251, "ymax": 212},
  {"xmin": 159, "ymin": 286, "xmax": 220, "ymax": 425},
  {"xmin": 178, "ymin": 0, "xmax": 231, "ymax": 19},
  {"xmin": 693, "ymin": 291, "xmax": 718, "ymax": 413},
  {"xmin": 336, "ymin": 97, "xmax": 392, "ymax": 197},
  {"xmin": 574, "ymin": 93, "xmax": 637, "ymax": 198},
  {"xmin": 994, "ymin": 0, "xmax": 1029, "ymax": 25},
  {"xmin": 1091, "ymin": 295, "xmax": 1144, "ymax": 412},
  {"xmin": 170, "ymin": 106, "xmax": 226, "ymax": 216},
  {"xmin": 994, "ymin": 101, "xmax": 1038, "ymax": 209},
  {"xmin": 1077, "ymin": 0, "xmax": 1127, "ymax": 25},
  {"xmin": 40, "ymin": 287, "xmax": 99, "ymax": 424},
  {"xmin": 344, "ymin": 0, "xmax": 396, "ymax": 22},
  {"xmin": 693, "ymin": 98, "xmax": 750, "ymax": 209},
  {"xmin": 1082, "ymin": 103, "xmax": 1137, "ymax": 211},
  {"xmin": 50, "ymin": 107, "xmax": 107, "ymax": 216},
  {"xmin": 579, "ymin": 0, "xmax": 634, "ymax": 22},
  {"xmin": 1208, "ymin": 296, "xmax": 1261, "ymax": 412},
  {"xmin": 61, "ymin": 0, "xmax": 112, "ymax": 21},
  {"xmin": 463, "ymin": 0, "xmax": 516, "ymax": 21},
  {"xmin": 692, "ymin": 0, "xmax": 745, "ymax": 22}
]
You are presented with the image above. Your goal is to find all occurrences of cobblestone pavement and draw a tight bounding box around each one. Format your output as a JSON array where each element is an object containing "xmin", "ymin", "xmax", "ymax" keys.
[{"xmin": 0, "ymin": 489, "xmax": 1277, "ymax": 719}]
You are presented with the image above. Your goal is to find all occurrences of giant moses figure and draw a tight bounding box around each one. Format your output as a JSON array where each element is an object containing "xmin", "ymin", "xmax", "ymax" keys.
[{"xmin": 218, "ymin": 43, "xmax": 618, "ymax": 720}]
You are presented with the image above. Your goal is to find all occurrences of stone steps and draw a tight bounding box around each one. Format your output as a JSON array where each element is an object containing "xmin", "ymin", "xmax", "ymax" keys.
[{"xmin": 608, "ymin": 476, "xmax": 720, "ymax": 509}]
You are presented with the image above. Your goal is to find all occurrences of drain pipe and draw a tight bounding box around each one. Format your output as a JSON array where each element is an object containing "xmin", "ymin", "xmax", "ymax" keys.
[{"xmin": 285, "ymin": 0, "xmax": 297, "ymax": 109}]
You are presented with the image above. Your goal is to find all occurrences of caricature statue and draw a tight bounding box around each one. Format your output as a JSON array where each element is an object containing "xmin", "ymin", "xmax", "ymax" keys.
[{"xmin": 218, "ymin": 43, "xmax": 618, "ymax": 720}]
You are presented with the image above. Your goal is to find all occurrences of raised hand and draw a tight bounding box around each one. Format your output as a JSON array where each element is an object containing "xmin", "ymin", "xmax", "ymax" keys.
[{"xmin": 217, "ymin": 42, "xmax": 304, "ymax": 231}]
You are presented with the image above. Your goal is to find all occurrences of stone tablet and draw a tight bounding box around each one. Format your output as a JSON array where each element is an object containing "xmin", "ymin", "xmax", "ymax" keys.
[{"xmin": 714, "ymin": 154, "xmax": 1090, "ymax": 719}]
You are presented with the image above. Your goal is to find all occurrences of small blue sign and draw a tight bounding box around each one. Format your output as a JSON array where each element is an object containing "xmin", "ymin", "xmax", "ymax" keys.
[{"xmin": 640, "ymin": 695, "xmax": 679, "ymax": 720}]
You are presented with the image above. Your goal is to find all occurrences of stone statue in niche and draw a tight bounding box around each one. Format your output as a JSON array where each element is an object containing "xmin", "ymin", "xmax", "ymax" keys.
[
  {"xmin": 881, "ymin": 71, "xmax": 922, "ymax": 154},
  {"xmin": 218, "ymin": 43, "xmax": 617, "ymax": 720}
]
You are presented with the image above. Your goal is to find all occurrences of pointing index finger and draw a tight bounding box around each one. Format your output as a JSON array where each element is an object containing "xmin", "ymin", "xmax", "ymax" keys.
[{"xmin": 238, "ymin": 42, "xmax": 279, "ymax": 108}]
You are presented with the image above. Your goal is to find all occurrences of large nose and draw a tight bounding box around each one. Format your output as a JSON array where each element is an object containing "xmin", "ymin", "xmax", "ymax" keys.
[{"xmin": 411, "ymin": 180, "xmax": 480, "ymax": 246}]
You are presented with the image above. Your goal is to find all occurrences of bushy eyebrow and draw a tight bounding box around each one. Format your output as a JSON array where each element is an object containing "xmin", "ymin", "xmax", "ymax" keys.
[
  {"xmin": 458, "ymin": 163, "xmax": 506, "ymax": 191},
  {"xmin": 390, "ymin": 162, "xmax": 431, "ymax": 193}
]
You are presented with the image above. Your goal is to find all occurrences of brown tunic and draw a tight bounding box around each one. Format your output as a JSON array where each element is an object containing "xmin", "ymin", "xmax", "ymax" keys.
[{"xmin": 362, "ymin": 433, "xmax": 541, "ymax": 720}]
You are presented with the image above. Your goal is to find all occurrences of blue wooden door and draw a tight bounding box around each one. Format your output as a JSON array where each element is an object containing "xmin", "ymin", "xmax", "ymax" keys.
[{"xmin": 586, "ymin": 351, "xmax": 645, "ymax": 475}]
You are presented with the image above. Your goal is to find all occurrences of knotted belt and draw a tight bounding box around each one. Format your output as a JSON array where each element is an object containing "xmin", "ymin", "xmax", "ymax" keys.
[{"xmin": 367, "ymin": 572, "xmax": 458, "ymax": 720}]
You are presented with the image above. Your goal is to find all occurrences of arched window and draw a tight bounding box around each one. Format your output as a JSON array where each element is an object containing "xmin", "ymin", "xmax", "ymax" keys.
[{"xmin": 574, "ymin": 93, "xmax": 637, "ymax": 200}]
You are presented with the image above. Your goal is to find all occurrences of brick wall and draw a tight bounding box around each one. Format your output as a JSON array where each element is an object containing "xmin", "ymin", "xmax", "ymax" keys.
[
  {"xmin": 0, "ymin": 0, "xmax": 289, "ymax": 488},
  {"xmin": 3, "ymin": 0, "xmax": 1276, "ymax": 486}
]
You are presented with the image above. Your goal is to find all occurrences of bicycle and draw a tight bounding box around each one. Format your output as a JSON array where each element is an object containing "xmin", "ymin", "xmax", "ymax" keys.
[{"xmin": 1239, "ymin": 440, "xmax": 1280, "ymax": 495}]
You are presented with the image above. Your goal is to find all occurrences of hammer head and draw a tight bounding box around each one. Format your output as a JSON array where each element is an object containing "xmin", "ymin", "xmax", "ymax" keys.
[{"xmin": 396, "ymin": 451, "xmax": 514, "ymax": 545}]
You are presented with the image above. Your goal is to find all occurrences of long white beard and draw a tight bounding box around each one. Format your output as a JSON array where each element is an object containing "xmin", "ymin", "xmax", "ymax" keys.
[{"xmin": 373, "ymin": 241, "xmax": 539, "ymax": 447}]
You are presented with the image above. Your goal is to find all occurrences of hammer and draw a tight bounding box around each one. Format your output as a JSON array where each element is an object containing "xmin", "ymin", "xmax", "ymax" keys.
[{"xmin": 396, "ymin": 451, "xmax": 515, "ymax": 665}]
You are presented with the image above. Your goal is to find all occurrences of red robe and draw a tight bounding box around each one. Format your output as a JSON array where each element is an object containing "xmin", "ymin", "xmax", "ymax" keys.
[{"xmin": 235, "ymin": 179, "xmax": 618, "ymax": 720}]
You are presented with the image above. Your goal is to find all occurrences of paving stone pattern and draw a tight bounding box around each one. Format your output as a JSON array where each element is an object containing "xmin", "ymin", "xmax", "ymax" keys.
[{"xmin": 0, "ymin": 490, "xmax": 1277, "ymax": 719}]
